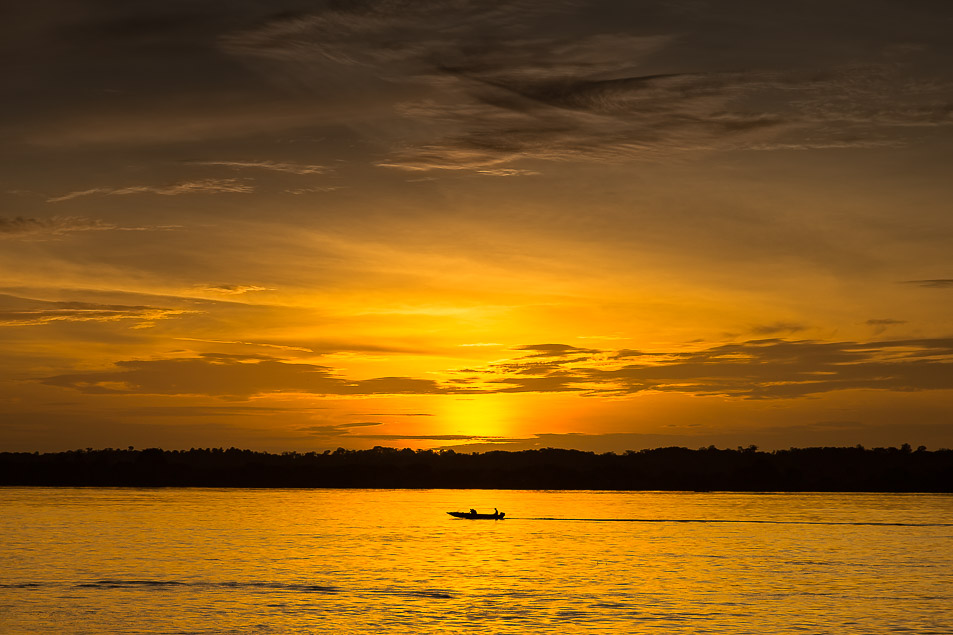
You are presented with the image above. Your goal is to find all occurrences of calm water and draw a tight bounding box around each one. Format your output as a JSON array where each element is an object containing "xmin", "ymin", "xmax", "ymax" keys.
[{"xmin": 1, "ymin": 488, "xmax": 951, "ymax": 634}]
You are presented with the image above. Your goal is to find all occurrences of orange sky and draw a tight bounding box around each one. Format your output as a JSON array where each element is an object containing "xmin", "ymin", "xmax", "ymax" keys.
[{"xmin": 2, "ymin": 1, "xmax": 953, "ymax": 452}]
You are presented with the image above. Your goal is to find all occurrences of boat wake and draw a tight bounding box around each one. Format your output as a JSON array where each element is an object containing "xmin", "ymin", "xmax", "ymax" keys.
[
  {"xmin": 3, "ymin": 579, "xmax": 454, "ymax": 599},
  {"xmin": 513, "ymin": 517, "xmax": 953, "ymax": 527}
]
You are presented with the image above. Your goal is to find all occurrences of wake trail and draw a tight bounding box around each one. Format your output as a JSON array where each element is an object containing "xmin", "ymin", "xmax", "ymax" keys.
[{"xmin": 511, "ymin": 517, "xmax": 953, "ymax": 527}]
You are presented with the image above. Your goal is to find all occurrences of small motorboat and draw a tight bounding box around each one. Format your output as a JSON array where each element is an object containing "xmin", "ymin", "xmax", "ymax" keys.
[{"xmin": 447, "ymin": 509, "xmax": 505, "ymax": 520}]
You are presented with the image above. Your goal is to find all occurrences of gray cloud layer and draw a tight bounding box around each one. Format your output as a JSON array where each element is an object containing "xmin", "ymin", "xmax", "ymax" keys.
[{"xmin": 224, "ymin": 1, "xmax": 953, "ymax": 172}]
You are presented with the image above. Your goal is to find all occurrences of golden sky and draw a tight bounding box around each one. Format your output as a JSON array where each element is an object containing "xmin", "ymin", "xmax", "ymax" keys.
[{"xmin": 2, "ymin": 1, "xmax": 953, "ymax": 452}]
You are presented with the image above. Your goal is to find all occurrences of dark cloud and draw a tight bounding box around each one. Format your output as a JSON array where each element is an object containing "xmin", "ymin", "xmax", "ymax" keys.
[
  {"xmin": 866, "ymin": 318, "xmax": 907, "ymax": 335},
  {"xmin": 514, "ymin": 343, "xmax": 602, "ymax": 357},
  {"xmin": 300, "ymin": 418, "xmax": 502, "ymax": 442},
  {"xmin": 40, "ymin": 353, "xmax": 450, "ymax": 398},
  {"xmin": 119, "ymin": 405, "xmax": 322, "ymax": 417},
  {"xmin": 349, "ymin": 433, "xmax": 504, "ymax": 441},
  {"xmin": 488, "ymin": 376, "xmax": 585, "ymax": 393},
  {"xmin": 355, "ymin": 412, "xmax": 434, "ymax": 417},
  {"xmin": 866, "ymin": 319, "xmax": 906, "ymax": 326},
  {"xmin": 298, "ymin": 421, "xmax": 384, "ymax": 437},
  {"xmin": 466, "ymin": 337, "xmax": 953, "ymax": 399},
  {"xmin": 749, "ymin": 322, "xmax": 807, "ymax": 335},
  {"xmin": 586, "ymin": 338, "xmax": 953, "ymax": 399},
  {"xmin": 904, "ymin": 279, "xmax": 953, "ymax": 288}
]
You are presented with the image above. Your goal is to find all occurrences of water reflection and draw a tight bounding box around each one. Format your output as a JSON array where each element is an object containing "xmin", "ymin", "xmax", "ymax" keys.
[{"xmin": 1, "ymin": 489, "xmax": 951, "ymax": 633}]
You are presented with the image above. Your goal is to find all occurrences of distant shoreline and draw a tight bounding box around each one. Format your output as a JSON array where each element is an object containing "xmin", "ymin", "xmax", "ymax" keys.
[{"xmin": 2, "ymin": 446, "xmax": 951, "ymax": 492}]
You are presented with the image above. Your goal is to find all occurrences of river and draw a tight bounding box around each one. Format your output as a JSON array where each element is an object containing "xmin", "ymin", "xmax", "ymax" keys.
[{"xmin": 2, "ymin": 488, "xmax": 951, "ymax": 633}]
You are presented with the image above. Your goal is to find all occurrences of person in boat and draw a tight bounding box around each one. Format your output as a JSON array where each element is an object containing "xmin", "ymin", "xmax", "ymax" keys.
[
  {"xmin": 494, "ymin": 508, "xmax": 499, "ymax": 517},
  {"xmin": 469, "ymin": 508, "xmax": 477, "ymax": 515}
]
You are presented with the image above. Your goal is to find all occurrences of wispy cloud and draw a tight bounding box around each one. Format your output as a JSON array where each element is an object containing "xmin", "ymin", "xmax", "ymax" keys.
[
  {"xmin": 354, "ymin": 413, "xmax": 435, "ymax": 417},
  {"xmin": 284, "ymin": 186, "xmax": 344, "ymax": 195},
  {"xmin": 0, "ymin": 294, "xmax": 193, "ymax": 327},
  {"xmin": 190, "ymin": 160, "xmax": 329, "ymax": 175},
  {"xmin": 475, "ymin": 168, "xmax": 541, "ymax": 177},
  {"xmin": 173, "ymin": 337, "xmax": 312, "ymax": 353},
  {"xmin": 299, "ymin": 420, "xmax": 502, "ymax": 441},
  {"xmin": 193, "ymin": 284, "xmax": 274, "ymax": 295},
  {"xmin": 0, "ymin": 216, "xmax": 179, "ymax": 238},
  {"xmin": 47, "ymin": 179, "xmax": 253, "ymax": 203}
]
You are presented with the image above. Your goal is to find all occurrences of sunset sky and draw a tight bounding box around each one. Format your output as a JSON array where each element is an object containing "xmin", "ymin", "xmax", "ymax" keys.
[{"xmin": 3, "ymin": 0, "xmax": 953, "ymax": 452}]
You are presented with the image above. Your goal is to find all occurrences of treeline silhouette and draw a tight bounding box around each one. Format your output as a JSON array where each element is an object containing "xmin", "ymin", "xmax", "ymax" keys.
[{"xmin": 2, "ymin": 444, "xmax": 951, "ymax": 491}]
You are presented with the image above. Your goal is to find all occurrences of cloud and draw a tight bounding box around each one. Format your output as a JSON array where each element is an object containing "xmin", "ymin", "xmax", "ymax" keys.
[
  {"xmin": 349, "ymin": 433, "xmax": 505, "ymax": 441},
  {"xmin": 193, "ymin": 284, "xmax": 274, "ymax": 295},
  {"xmin": 354, "ymin": 413, "xmax": 434, "ymax": 417},
  {"xmin": 474, "ymin": 168, "xmax": 541, "ymax": 177},
  {"xmin": 382, "ymin": 65, "xmax": 953, "ymax": 171},
  {"xmin": 119, "ymin": 405, "xmax": 320, "ymax": 417},
  {"xmin": 298, "ymin": 421, "xmax": 384, "ymax": 436},
  {"xmin": 22, "ymin": 99, "xmax": 359, "ymax": 147},
  {"xmin": 40, "ymin": 353, "xmax": 449, "ymax": 398},
  {"xmin": 0, "ymin": 216, "xmax": 179, "ymax": 238},
  {"xmin": 190, "ymin": 160, "xmax": 329, "ymax": 175},
  {"xmin": 284, "ymin": 186, "xmax": 344, "ymax": 195},
  {"xmin": 223, "ymin": 2, "xmax": 953, "ymax": 173},
  {"xmin": 469, "ymin": 337, "xmax": 953, "ymax": 399},
  {"xmin": 47, "ymin": 179, "xmax": 253, "ymax": 203},
  {"xmin": 38, "ymin": 336, "xmax": 953, "ymax": 401},
  {"xmin": 866, "ymin": 318, "xmax": 907, "ymax": 335},
  {"xmin": 904, "ymin": 279, "xmax": 953, "ymax": 288},
  {"xmin": 173, "ymin": 337, "xmax": 311, "ymax": 353},
  {"xmin": 299, "ymin": 419, "xmax": 499, "ymax": 442},
  {"xmin": 866, "ymin": 319, "xmax": 906, "ymax": 326},
  {"xmin": 749, "ymin": 322, "xmax": 807, "ymax": 335},
  {"xmin": 0, "ymin": 293, "xmax": 193, "ymax": 327},
  {"xmin": 514, "ymin": 343, "xmax": 602, "ymax": 358}
]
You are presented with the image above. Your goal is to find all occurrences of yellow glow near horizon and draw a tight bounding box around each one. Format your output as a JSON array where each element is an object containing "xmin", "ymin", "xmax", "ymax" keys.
[{"xmin": 438, "ymin": 394, "xmax": 521, "ymax": 441}]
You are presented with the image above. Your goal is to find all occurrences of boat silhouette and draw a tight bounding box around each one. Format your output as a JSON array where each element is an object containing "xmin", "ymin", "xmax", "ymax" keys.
[{"xmin": 447, "ymin": 508, "xmax": 505, "ymax": 519}]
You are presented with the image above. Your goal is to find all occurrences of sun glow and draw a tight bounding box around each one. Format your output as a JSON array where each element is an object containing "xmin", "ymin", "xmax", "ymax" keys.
[{"xmin": 438, "ymin": 394, "xmax": 520, "ymax": 441}]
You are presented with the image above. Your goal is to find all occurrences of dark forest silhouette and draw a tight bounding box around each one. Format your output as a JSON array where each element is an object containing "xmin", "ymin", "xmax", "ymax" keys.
[{"xmin": 2, "ymin": 445, "xmax": 951, "ymax": 491}]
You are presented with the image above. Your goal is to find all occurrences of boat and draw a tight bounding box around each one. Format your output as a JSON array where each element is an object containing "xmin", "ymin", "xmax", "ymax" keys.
[{"xmin": 447, "ymin": 509, "xmax": 505, "ymax": 519}]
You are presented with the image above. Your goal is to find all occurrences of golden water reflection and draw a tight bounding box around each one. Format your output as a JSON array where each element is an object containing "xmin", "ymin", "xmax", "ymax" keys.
[{"xmin": 1, "ymin": 489, "xmax": 951, "ymax": 633}]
